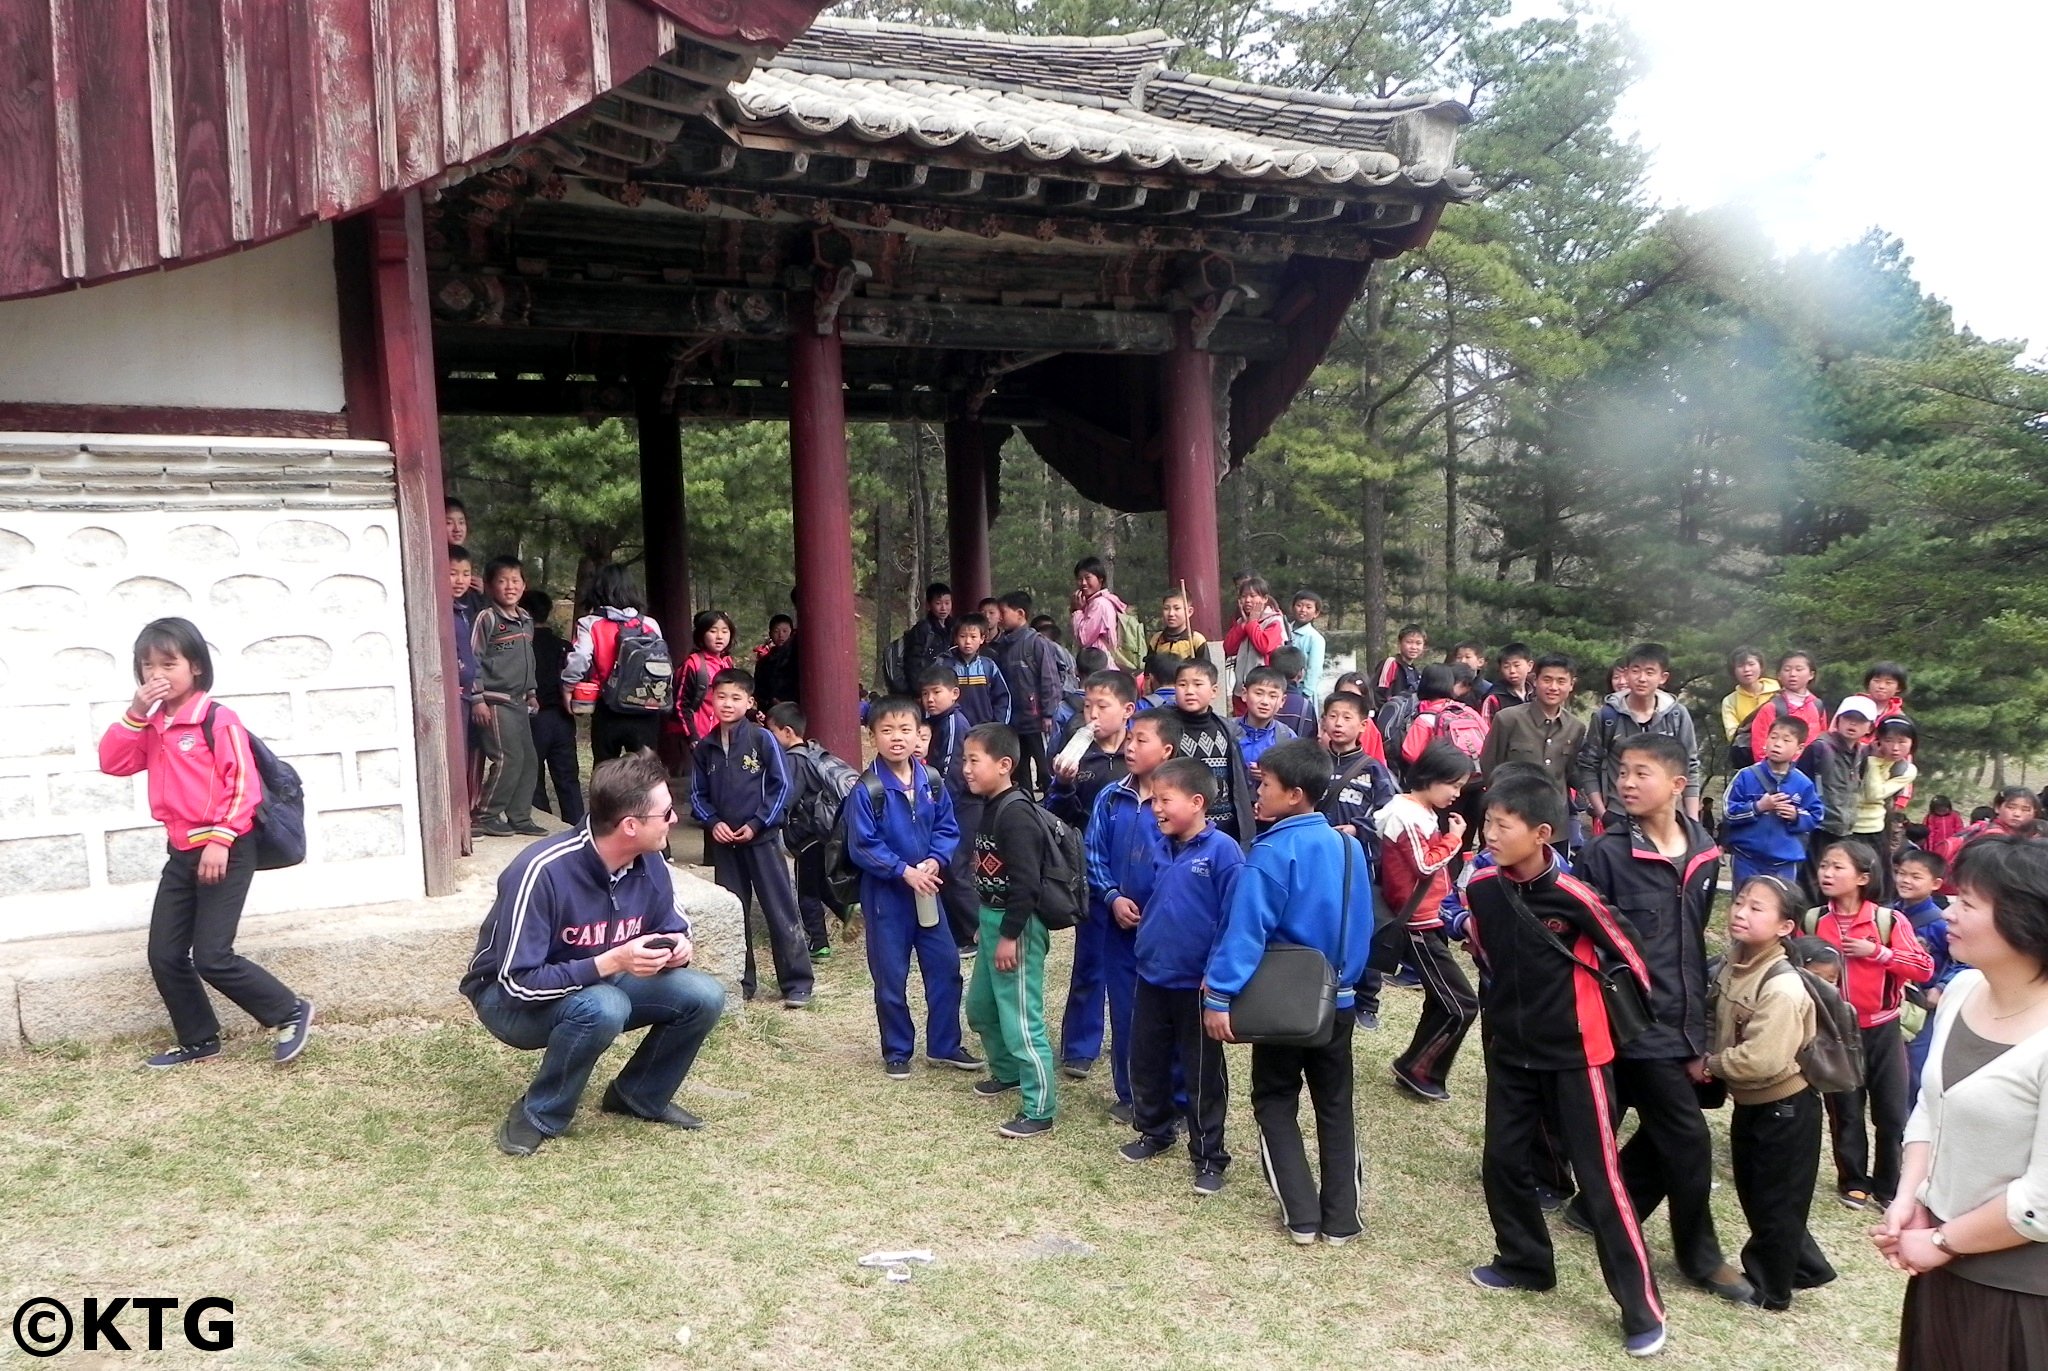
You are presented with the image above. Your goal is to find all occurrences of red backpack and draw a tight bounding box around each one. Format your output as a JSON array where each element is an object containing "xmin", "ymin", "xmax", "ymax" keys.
[{"xmin": 1410, "ymin": 700, "xmax": 1489, "ymax": 763}]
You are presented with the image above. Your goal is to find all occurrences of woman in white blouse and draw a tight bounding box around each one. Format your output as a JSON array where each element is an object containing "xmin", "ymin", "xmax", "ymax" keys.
[{"xmin": 1874, "ymin": 835, "xmax": 2048, "ymax": 1369}]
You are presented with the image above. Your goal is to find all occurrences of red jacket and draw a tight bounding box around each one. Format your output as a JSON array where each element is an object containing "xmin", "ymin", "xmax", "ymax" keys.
[
  {"xmin": 98, "ymin": 692, "xmax": 262, "ymax": 851},
  {"xmin": 1747, "ymin": 693, "xmax": 1827, "ymax": 762},
  {"xmin": 1374, "ymin": 795, "xmax": 1461, "ymax": 930},
  {"xmin": 1805, "ymin": 899, "xmax": 1935, "ymax": 1028}
]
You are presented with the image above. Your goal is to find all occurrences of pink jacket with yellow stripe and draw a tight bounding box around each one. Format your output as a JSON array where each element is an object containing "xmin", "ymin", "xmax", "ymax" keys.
[{"xmin": 98, "ymin": 692, "xmax": 262, "ymax": 850}]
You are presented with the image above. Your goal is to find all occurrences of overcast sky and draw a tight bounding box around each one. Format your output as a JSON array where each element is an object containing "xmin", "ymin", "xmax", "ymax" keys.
[{"xmin": 1596, "ymin": 0, "xmax": 2046, "ymax": 357}]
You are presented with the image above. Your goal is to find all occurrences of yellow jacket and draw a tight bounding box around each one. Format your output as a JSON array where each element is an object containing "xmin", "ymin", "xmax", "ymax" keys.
[{"xmin": 1720, "ymin": 678, "xmax": 1780, "ymax": 736}]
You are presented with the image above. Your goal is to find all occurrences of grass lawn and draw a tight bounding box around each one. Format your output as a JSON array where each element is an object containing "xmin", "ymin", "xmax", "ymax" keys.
[{"xmin": 1, "ymin": 931, "xmax": 1902, "ymax": 1369}]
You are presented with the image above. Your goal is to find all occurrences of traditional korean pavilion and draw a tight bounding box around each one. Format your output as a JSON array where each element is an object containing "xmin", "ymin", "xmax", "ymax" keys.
[{"xmin": 0, "ymin": 4, "xmax": 1468, "ymax": 937}]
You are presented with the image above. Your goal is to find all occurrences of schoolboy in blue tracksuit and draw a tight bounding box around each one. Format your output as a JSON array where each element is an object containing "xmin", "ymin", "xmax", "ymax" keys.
[
  {"xmin": 1081, "ymin": 708, "xmax": 1179, "ymax": 1119},
  {"xmin": 1722, "ymin": 716, "xmax": 1824, "ymax": 885},
  {"xmin": 847, "ymin": 694, "xmax": 980, "ymax": 1079},
  {"xmin": 1894, "ymin": 847, "xmax": 1964, "ymax": 1098},
  {"xmin": 947, "ymin": 615, "xmax": 1012, "ymax": 727},
  {"xmin": 1203, "ymin": 738, "xmax": 1375, "ymax": 1245},
  {"xmin": 918, "ymin": 665, "xmax": 983, "ymax": 953},
  {"xmin": 689, "ymin": 669, "xmax": 813, "ymax": 1007},
  {"xmin": 1121, "ymin": 756, "xmax": 1242, "ymax": 1194},
  {"xmin": 1050, "ymin": 670, "xmax": 1136, "ymax": 1080}
]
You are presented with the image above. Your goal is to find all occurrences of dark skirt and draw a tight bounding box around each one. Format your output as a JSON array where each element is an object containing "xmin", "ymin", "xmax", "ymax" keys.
[{"xmin": 1899, "ymin": 1265, "xmax": 2048, "ymax": 1370}]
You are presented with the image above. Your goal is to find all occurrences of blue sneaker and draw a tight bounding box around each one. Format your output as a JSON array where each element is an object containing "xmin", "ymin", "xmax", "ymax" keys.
[
  {"xmin": 145, "ymin": 1039, "xmax": 220, "ymax": 1069},
  {"xmin": 1469, "ymin": 1265, "xmax": 1540, "ymax": 1292},
  {"xmin": 1623, "ymin": 1324, "xmax": 1667, "ymax": 1358},
  {"xmin": 273, "ymin": 1000, "xmax": 314, "ymax": 1065}
]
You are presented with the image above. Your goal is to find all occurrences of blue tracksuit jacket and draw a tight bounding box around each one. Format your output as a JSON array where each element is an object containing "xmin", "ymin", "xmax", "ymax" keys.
[
  {"xmin": 846, "ymin": 758, "xmax": 959, "ymax": 887},
  {"xmin": 1137, "ymin": 825, "xmax": 1243, "ymax": 990},
  {"xmin": 1203, "ymin": 812, "xmax": 1375, "ymax": 1012},
  {"xmin": 1723, "ymin": 761, "xmax": 1823, "ymax": 865},
  {"xmin": 1086, "ymin": 775, "xmax": 1169, "ymax": 911},
  {"xmin": 949, "ymin": 650, "xmax": 1013, "ymax": 727},
  {"xmin": 1232, "ymin": 716, "xmax": 1297, "ymax": 771},
  {"xmin": 689, "ymin": 720, "xmax": 791, "ymax": 843}
]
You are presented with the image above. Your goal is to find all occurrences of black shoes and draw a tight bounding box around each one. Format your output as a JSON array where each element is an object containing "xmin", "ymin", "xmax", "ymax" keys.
[
  {"xmin": 998, "ymin": 1115, "xmax": 1054, "ymax": 1139},
  {"xmin": 496, "ymin": 1101, "xmax": 547, "ymax": 1156},
  {"xmin": 974, "ymin": 1078, "xmax": 1020, "ymax": 1099},
  {"xmin": 601, "ymin": 1082, "xmax": 704, "ymax": 1130}
]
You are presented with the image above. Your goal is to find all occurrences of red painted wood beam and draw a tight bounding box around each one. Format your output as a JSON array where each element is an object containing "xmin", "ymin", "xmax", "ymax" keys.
[
  {"xmin": 788, "ymin": 316, "xmax": 859, "ymax": 760},
  {"xmin": 943, "ymin": 418, "xmax": 991, "ymax": 613},
  {"xmin": 1162, "ymin": 316, "xmax": 1224, "ymax": 641},
  {"xmin": 367, "ymin": 192, "xmax": 462, "ymax": 893}
]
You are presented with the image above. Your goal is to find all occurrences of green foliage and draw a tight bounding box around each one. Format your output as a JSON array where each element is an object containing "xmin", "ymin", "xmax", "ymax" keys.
[{"xmin": 445, "ymin": 1, "xmax": 2048, "ymax": 796}]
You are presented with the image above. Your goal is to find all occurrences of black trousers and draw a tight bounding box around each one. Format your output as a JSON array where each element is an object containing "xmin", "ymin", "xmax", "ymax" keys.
[
  {"xmin": 1131, "ymin": 980, "xmax": 1229, "ymax": 1169},
  {"xmin": 590, "ymin": 707, "xmax": 661, "ymax": 765},
  {"xmin": 939, "ymin": 793, "xmax": 983, "ymax": 949},
  {"xmin": 1899, "ymin": 1264, "xmax": 2048, "ymax": 1371},
  {"xmin": 1571, "ymin": 1055, "xmax": 1726, "ymax": 1281},
  {"xmin": 529, "ymin": 709, "xmax": 586, "ymax": 825},
  {"xmin": 709, "ymin": 836, "xmax": 814, "ymax": 1000},
  {"xmin": 1393, "ymin": 927, "xmax": 1478, "ymax": 1089},
  {"xmin": 1827, "ymin": 1018, "xmax": 1910, "ymax": 1202},
  {"xmin": 1251, "ymin": 1009, "xmax": 1361, "ymax": 1239},
  {"xmin": 793, "ymin": 844, "xmax": 841, "ymax": 950},
  {"xmin": 1730, "ymin": 1088, "xmax": 1836, "ymax": 1308},
  {"xmin": 1482, "ymin": 1057, "xmax": 1665, "ymax": 1337},
  {"xmin": 147, "ymin": 842, "xmax": 299, "ymax": 1045},
  {"xmin": 1015, "ymin": 730, "xmax": 1049, "ymax": 796}
]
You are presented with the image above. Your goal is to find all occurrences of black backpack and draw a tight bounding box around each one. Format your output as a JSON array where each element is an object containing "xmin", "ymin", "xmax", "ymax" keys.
[
  {"xmin": 786, "ymin": 746, "xmax": 861, "ymax": 855},
  {"xmin": 990, "ymin": 790, "xmax": 1090, "ymax": 931},
  {"xmin": 599, "ymin": 616, "xmax": 674, "ymax": 715},
  {"xmin": 822, "ymin": 768, "xmax": 948, "ymax": 906},
  {"xmin": 200, "ymin": 705, "xmax": 307, "ymax": 870},
  {"xmin": 1374, "ymin": 693, "xmax": 1420, "ymax": 780}
]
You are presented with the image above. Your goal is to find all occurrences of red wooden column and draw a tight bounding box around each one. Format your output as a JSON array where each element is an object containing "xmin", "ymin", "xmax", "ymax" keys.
[
  {"xmin": 634, "ymin": 371, "xmax": 692, "ymax": 636},
  {"xmin": 358, "ymin": 194, "xmax": 461, "ymax": 892},
  {"xmin": 788, "ymin": 320, "xmax": 860, "ymax": 760},
  {"xmin": 944, "ymin": 418, "xmax": 992, "ymax": 611},
  {"xmin": 1162, "ymin": 317, "xmax": 1224, "ymax": 640}
]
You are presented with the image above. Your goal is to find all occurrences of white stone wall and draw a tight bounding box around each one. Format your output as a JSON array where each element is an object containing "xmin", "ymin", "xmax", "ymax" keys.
[{"xmin": 0, "ymin": 435, "xmax": 427, "ymax": 942}]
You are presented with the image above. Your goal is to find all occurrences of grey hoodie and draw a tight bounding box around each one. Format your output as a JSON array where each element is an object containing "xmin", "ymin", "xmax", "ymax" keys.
[{"xmin": 1573, "ymin": 688, "xmax": 1701, "ymax": 817}]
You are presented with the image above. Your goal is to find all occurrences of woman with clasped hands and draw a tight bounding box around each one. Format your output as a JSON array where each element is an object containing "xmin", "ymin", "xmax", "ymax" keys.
[{"xmin": 1872, "ymin": 835, "xmax": 2048, "ymax": 1368}]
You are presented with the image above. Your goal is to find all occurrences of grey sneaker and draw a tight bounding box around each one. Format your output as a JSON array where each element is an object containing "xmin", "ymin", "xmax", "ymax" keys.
[
  {"xmin": 273, "ymin": 1000, "xmax": 314, "ymax": 1065},
  {"xmin": 998, "ymin": 1114, "xmax": 1054, "ymax": 1139}
]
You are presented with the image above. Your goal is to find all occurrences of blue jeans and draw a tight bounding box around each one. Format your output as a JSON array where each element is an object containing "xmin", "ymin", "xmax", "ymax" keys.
[{"xmin": 472, "ymin": 969, "xmax": 724, "ymax": 1136}]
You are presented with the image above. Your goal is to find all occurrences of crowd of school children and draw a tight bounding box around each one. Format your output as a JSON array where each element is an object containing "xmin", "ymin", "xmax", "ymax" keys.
[{"xmin": 113, "ymin": 498, "xmax": 2048, "ymax": 1369}]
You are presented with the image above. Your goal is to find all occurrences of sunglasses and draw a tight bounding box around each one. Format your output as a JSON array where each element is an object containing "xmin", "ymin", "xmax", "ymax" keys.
[{"xmin": 631, "ymin": 806, "xmax": 677, "ymax": 823}]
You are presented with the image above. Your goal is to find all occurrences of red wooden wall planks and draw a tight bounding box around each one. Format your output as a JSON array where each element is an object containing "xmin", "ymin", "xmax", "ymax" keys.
[{"xmin": 0, "ymin": 0, "xmax": 832, "ymax": 301}]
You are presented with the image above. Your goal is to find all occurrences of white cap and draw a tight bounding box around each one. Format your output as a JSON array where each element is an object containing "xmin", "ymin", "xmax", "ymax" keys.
[{"xmin": 1835, "ymin": 694, "xmax": 1880, "ymax": 721}]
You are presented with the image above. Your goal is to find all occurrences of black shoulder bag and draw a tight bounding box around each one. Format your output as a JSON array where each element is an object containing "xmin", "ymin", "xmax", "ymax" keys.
[
  {"xmin": 1228, "ymin": 837, "xmax": 1353, "ymax": 1048},
  {"xmin": 1499, "ymin": 874, "xmax": 1652, "ymax": 1050}
]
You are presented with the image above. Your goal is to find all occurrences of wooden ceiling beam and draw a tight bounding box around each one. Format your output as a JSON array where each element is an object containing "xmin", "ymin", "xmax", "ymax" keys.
[{"xmin": 426, "ymin": 273, "xmax": 1286, "ymax": 357}]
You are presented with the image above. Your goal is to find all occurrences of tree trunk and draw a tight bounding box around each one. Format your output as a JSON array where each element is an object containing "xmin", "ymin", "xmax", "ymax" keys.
[
  {"xmin": 1360, "ymin": 263, "xmax": 1389, "ymax": 658},
  {"xmin": 1442, "ymin": 314, "xmax": 1460, "ymax": 626}
]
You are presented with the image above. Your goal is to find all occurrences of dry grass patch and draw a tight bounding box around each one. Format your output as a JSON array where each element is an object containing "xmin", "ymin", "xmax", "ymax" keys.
[{"xmin": 1, "ymin": 936, "xmax": 1903, "ymax": 1368}]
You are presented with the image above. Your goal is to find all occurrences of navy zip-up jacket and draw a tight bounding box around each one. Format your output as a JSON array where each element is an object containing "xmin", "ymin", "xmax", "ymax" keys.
[
  {"xmin": 1086, "ymin": 775, "xmax": 1169, "ymax": 912},
  {"xmin": 689, "ymin": 719, "xmax": 792, "ymax": 842},
  {"xmin": 459, "ymin": 825, "xmax": 687, "ymax": 1002},
  {"xmin": 1045, "ymin": 720, "xmax": 1129, "ymax": 830},
  {"xmin": 1138, "ymin": 824, "xmax": 1243, "ymax": 989},
  {"xmin": 1204, "ymin": 812, "xmax": 1374, "ymax": 1013},
  {"xmin": 846, "ymin": 757, "xmax": 959, "ymax": 884},
  {"xmin": 924, "ymin": 707, "xmax": 972, "ymax": 798},
  {"xmin": 992, "ymin": 625, "xmax": 1061, "ymax": 734},
  {"xmin": 948, "ymin": 649, "xmax": 1013, "ymax": 727},
  {"xmin": 1578, "ymin": 815, "xmax": 1723, "ymax": 1059}
]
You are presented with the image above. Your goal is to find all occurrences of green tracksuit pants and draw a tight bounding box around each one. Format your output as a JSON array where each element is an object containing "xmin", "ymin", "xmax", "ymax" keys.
[{"xmin": 965, "ymin": 905, "xmax": 1056, "ymax": 1121}]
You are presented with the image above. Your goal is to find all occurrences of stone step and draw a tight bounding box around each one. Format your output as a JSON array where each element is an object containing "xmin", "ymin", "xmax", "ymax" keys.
[{"xmin": 0, "ymin": 854, "xmax": 746, "ymax": 1053}]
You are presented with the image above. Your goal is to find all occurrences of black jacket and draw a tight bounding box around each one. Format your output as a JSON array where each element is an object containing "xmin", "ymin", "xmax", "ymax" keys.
[
  {"xmin": 975, "ymin": 787, "xmax": 1049, "ymax": 939},
  {"xmin": 900, "ymin": 614, "xmax": 955, "ymax": 685},
  {"xmin": 1467, "ymin": 854, "xmax": 1651, "ymax": 1071},
  {"xmin": 1043, "ymin": 718, "xmax": 1129, "ymax": 830},
  {"xmin": 991, "ymin": 626, "xmax": 1061, "ymax": 734},
  {"xmin": 1796, "ymin": 730, "xmax": 1864, "ymax": 836},
  {"xmin": 1577, "ymin": 816, "xmax": 1723, "ymax": 1060}
]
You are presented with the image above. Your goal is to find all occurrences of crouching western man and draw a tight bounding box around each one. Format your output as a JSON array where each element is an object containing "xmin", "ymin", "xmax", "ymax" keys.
[{"xmin": 461, "ymin": 749, "xmax": 724, "ymax": 1154}]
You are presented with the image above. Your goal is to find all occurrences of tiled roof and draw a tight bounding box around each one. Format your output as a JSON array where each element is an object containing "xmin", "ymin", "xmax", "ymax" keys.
[{"xmin": 733, "ymin": 18, "xmax": 1474, "ymax": 199}]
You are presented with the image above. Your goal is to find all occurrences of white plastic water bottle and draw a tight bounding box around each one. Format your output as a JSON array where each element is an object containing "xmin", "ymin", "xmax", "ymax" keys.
[{"xmin": 915, "ymin": 890, "xmax": 941, "ymax": 928}]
